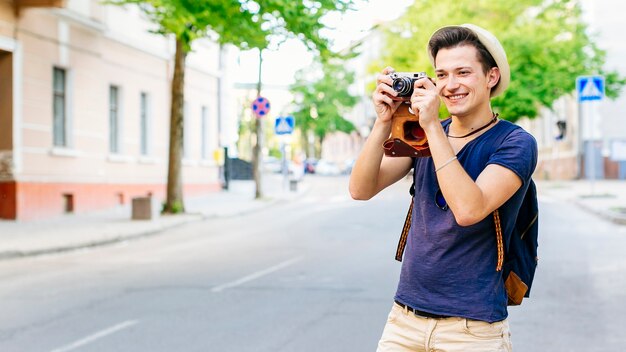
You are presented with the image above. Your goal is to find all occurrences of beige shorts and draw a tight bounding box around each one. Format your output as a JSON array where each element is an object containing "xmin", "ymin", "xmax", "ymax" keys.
[{"xmin": 376, "ymin": 302, "xmax": 513, "ymax": 352}]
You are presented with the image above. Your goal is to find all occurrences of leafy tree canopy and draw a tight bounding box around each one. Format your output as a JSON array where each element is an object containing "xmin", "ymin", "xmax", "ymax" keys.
[
  {"xmin": 291, "ymin": 61, "xmax": 358, "ymax": 142},
  {"xmin": 107, "ymin": 0, "xmax": 353, "ymax": 55},
  {"xmin": 371, "ymin": 0, "xmax": 625, "ymax": 121}
]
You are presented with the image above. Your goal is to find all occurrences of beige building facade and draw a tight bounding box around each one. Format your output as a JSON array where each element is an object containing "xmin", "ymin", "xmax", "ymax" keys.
[{"xmin": 0, "ymin": 0, "xmax": 237, "ymax": 220}]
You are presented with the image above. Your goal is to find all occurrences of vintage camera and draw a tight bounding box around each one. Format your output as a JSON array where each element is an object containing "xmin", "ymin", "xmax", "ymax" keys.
[
  {"xmin": 390, "ymin": 72, "xmax": 428, "ymax": 99},
  {"xmin": 382, "ymin": 72, "xmax": 431, "ymax": 158},
  {"xmin": 382, "ymin": 103, "xmax": 430, "ymax": 158}
]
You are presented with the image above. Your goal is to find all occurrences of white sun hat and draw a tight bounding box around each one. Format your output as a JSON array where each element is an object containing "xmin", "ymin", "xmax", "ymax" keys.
[{"xmin": 428, "ymin": 23, "xmax": 510, "ymax": 98}]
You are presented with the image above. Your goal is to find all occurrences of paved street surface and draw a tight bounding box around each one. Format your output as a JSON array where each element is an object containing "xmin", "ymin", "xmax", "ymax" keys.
[
  {"xmin": 510, "ymin": 187, "xmax": 626, "ymax": 351},
  {"xmin": 0, "ymin": 175, "xmax": 625, "ymax": 351}
]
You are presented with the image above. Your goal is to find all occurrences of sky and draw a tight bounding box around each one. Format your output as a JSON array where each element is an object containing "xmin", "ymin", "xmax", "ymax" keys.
[
  {"xmin": 234, "ymin": 0, "xmax": 413, "ymax": 87},
  {"xmin": 580, "ymin": 0, "xmax": 626, "ymax": 74}
]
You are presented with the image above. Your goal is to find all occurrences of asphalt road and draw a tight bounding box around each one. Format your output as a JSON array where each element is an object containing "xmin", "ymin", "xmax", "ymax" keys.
[{"xmin": 0, "ymin": 175, "xmax": 625, "ymax": 351}]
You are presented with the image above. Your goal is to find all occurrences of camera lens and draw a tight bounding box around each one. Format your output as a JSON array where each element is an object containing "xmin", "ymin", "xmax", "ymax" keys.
[{"xmin": 392, "ymin": 77, "xmax": 413, "ymax": 96}]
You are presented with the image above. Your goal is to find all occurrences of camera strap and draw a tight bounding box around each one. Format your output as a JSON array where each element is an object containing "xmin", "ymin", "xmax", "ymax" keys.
[{"xmin": 395, "ymin": 181, "xmax": 415, "ymax": 262}]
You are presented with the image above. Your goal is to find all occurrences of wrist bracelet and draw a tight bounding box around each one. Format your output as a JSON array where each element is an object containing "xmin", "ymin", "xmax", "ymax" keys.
[{"xmin": 435, "ymin": 156, "xmax": 457, "ymax": 173}]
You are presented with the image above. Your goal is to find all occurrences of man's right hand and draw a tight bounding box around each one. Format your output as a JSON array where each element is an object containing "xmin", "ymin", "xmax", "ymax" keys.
[
  {"xmin": 351, "ymin": 66, "xmax": 415, "ymax": 201},
  {"xmin": 372, "ymin": 67, "xmax": 403, "ymax": 123}
]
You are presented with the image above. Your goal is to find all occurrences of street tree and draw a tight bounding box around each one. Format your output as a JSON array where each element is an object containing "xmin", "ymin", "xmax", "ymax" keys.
[
  {"xmin": 107, "ymin": 0, "xmax": 352, "ymax": 208},
  {"xmin": 290, "ymin": 61, "xmax": 357, "ymax": 158},
  {"xmin": 372, "ymin": 0, "xmax": 625, "ymax": 121}
]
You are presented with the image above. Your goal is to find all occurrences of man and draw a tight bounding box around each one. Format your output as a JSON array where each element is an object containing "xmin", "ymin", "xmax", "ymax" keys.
[{"xmin": 349, "ymin": 24, "xmax": 537, "ymax": 351}]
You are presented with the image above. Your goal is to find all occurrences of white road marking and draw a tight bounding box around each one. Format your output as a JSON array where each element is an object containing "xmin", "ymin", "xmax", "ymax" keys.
[
  {"xmin": 211, "ymin": 257, "xmax": 303, "ymax": 293},
  {"xmin": 49, "ymin": 320, "xmax": 139, "ymax": 352}
]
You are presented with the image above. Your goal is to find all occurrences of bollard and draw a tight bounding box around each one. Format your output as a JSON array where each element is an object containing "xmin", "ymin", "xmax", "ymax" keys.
[{"xmin": 132, "ymin": 197, "xmax": 157, "ymax": 220}]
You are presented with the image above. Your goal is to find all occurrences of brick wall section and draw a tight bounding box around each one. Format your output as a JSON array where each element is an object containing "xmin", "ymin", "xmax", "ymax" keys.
[{"xmin": 1, "ymin": 181, "xmax": 220, "ymax": 220}]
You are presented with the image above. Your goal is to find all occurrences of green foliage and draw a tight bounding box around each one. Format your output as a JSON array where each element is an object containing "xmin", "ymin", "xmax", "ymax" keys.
[
  {"xmin": 290, "ymin": 61, "xmax": 358, "ymax": 143},
  {"xmin": 268, "ymin": 147, "xmax": 282, "ymax": 159},
  {"xmin": 371, "ymin": 0, "xmax": 625, "ymax": 121},
  {"xmin": 162, "ymin": 200, "xmax": 184, "ymax": 214},
  {"xmin": 106, "ymin": 0, "xmax": 353, "ymax": 57}
]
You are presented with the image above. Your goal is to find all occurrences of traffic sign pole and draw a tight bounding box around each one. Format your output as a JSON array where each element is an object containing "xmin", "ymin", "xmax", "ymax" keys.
[
  {"xmin": 280, "ymin": 140, "xmax": 287, "ymax": 191},
  {"xmin": 586, "ymin": 101, "xmax": 596, "ymax": 194},
  {"xmin": 273, "ymin": 115, "xmax": 295, "ymax": 190},
  {"xmin": 576, "ymin": 75, "xmax": 605, "ymax": 194}
]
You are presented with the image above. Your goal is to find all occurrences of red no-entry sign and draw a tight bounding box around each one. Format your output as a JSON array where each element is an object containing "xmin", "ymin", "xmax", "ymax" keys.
[{"xmin": 251, "ymin": 96, "xmax": 271, "ymax": 118}]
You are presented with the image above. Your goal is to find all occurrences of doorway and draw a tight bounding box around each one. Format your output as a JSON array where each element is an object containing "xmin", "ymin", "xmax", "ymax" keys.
[{"xmin": 0, "ymin": 50, "xmax": 12, "ymax": 151}]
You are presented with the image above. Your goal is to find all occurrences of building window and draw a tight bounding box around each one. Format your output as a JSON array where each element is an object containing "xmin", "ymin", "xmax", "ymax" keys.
[
  {"xmin": 201, "ymin": 106, "xmax": 208, "ymax": 159},
  {"xmin": 140, "ymin": 92, "xmax": 150, "ymax": 156},
  {"xmin": 109, "ymin": 85, "xmax": 120, "ymax": 153},
  {"xmin": 53, "ymin": 67, "xmax": 67, "ymax": 147}
]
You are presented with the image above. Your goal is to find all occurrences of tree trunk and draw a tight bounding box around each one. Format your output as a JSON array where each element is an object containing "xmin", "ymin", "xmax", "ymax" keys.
[
  {"xmin": 317, "ymin": 134, "xmax": 324, "ymax": 159},
  {"xmin": 164, "ymin": 38, "xmax": 187, "ymax": 213},
  {"xmin": 307, "ymin": 129, "xmax": 316, "ymax": 159},
  {"xmin": 301, "ymin": 131, "xmax": 310, "ymax": 159}
]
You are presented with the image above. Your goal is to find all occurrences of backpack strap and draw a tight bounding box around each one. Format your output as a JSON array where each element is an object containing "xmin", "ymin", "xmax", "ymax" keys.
[
  {"xmin": 494, "ymin": 210, "xmax": 504, "ymax": 271},
  {"xmin": 395, "ymin": 199, "xmax": 413, "ymax": 261},
  {"xmin": 490, "ymin": 121, "xmax": 519, "ymax": 272}
]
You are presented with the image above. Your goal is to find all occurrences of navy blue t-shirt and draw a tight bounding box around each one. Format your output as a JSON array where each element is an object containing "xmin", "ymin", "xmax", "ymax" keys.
[{"xmin": 394, "ymin": 119, "xmax": 538, "ymax": 323}]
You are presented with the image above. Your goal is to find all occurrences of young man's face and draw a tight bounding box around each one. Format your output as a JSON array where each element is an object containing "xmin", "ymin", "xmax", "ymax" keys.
[{"xmin": 434, "ymin": 44, "xmax": 499, "ymax": 118}]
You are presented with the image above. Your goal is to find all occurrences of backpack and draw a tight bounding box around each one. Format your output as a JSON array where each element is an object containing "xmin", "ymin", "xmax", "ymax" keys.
[{"xmin": 501, "ymin": 179, "xmax": 539, "ymax": 305}]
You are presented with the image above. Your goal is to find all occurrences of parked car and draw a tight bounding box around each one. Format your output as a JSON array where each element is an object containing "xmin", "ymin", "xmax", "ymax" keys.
[
  {"xmin": 262, "ymin": 156, "xmax": 282, "ymax": 173},
  {"xmin": 304, "ymin": 158, "xmax": 318, "ymax": 174},
  {"xmin": 315, "ymin": 159, "xmax": 341, "ymax": 176},
  {"xmin": 342, "ymin": 158, "xmax": 355, "ymax": 174}
]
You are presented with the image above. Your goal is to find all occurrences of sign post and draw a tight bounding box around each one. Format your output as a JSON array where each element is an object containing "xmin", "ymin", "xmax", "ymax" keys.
[
  {"xmin": 576, "ymin": 75, "xmax": 605, "ymax": 194},
  {"xmin": 251, "ymin": 96, "xmax": 270, "ymax": 199},
  {"xmin": 274, "ymin": 116, "xmax": 295, "ymax": 190}
]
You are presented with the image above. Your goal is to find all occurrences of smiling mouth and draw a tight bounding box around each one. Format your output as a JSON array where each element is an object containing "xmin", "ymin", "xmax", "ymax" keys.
[{"xmin": 446, "ymin": 94, "xmax": 467, "ymax": 101}]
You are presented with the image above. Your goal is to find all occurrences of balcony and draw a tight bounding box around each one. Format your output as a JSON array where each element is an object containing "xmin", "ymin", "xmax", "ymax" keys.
[{"xmin": 14, "ymin": 0, "xmax": 65, "ymax": 16}]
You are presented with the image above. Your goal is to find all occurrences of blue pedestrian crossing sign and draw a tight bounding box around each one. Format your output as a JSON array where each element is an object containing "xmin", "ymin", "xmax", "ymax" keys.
[
  {"xmin": 576, "ymin": 75, "xmax": 605, "ymax": 102},
  {"xmin": 275, "ymin": 115, "xmax": 295, "ymax": 135}
]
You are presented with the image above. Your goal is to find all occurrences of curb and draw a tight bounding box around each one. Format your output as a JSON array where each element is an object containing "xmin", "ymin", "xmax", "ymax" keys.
[
  {"xmin": 537, "ymin": 181, "xmax": 626, "ymax": 226},
  {"xmin": 0, "ymin": 185, "xmax": 311, "ymax": 261},
  {"xmin": 573, "ymin": 200, "xmax": 626, "ymax": 225},
  {"xmin": 0, "ymin": 214, "xmax": 203, "ymax": 261}
]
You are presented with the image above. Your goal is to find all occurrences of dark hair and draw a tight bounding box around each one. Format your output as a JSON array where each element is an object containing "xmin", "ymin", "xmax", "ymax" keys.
[{"xmin": 428, "ymin": 26, "xmax": 497, "ymax": 75}]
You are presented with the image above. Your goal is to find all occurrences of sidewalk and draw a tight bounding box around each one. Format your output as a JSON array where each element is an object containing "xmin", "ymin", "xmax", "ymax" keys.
[
  {"xmin": 536, "ymin": 179, "xmax": 626, "ymax": 224},
  {"xmin": 0, "ymin": 173, "xmax": 309, "ymax": 260}
]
